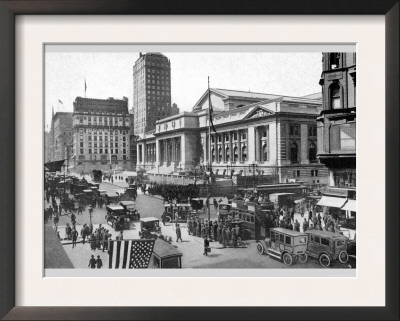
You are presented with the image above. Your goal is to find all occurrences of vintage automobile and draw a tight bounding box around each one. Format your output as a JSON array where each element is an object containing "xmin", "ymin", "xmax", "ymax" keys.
[
  {"xmin": 149, "ymin": 239, "xmax": 183, "ymax": 269},
  {"xmin": 104, "ymin": 192, "xmax": 120, "ymax": 205},
  {"xmin": 119, "ymin": 201, "xmax": 140, "ymax": 221},
  {"xmin": 139, "ymin": 217, "xmax": 161, "ymax": 239},
  {"xmin": 256, "ymin": 227, "xmax": 309, "ymax": 266},
  {"xmin": 105, "ymin": 205, "xmax": 130, "ymax": 231},
  {"xmin": 125, "ymin": 187, "xmax": 137, "ymax": 200},
  {"xmin": 305, "ymin": 230, "xmax": 349, "ymax": 267},
  {"xmin": 163, "ymin": 204, "xmax": 192, "ymax": 223}
]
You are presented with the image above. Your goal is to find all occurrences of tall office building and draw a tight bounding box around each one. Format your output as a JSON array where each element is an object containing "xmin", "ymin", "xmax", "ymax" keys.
[{"xmin": 132, "ymin": 52, "xmax": 171, "ymax": 135}]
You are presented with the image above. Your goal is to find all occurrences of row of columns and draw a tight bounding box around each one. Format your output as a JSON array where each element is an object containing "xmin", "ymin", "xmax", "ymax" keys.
[{"xmin": 159, "ymin": 137, "xmax": 181, "ymax": 165}]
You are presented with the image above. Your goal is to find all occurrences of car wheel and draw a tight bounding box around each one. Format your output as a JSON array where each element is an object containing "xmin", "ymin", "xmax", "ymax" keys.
[
  {"xmin": 319, "ymin": 253, "xmax": 331, "ymax": 267},
  {"xmin": 256, "ymin": 242, "xmax": 265, "ymax": 255},
  {"xmin": 338, "ymin": 251, "xmax": 349, "ymax": 264},
  {"xmin": 298, "ymin": 253, "xmax": 308, "ymax": 263},
  {"xmin": 282, "ymin": 253, "xmax": 293, "ymax": 266},
  {"xmin": 165, "ymin": 216, "xmax": 171, "ymax": 223}
]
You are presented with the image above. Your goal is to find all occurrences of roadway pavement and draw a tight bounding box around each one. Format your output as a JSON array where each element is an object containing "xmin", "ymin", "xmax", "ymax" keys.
[{"xmin": 46, "ymin": 177, "xmax": 352, "ymax": 269}]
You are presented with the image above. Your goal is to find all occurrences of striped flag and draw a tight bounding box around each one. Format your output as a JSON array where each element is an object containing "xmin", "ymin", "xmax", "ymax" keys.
[{"xmin": 108, "ymin": 239, "xmax": 155, "ymax": 269}]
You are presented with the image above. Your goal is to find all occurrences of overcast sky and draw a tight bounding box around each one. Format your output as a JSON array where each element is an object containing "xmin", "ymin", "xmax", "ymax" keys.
[{"xmin": 45, "ymin": 51, "xmax": 323, "ymax": 130}]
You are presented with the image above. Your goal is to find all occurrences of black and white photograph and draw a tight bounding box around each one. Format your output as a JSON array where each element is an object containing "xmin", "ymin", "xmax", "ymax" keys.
[{"xmin": 44, "ymin": 47, "xmax": 356, "ymax": 271}]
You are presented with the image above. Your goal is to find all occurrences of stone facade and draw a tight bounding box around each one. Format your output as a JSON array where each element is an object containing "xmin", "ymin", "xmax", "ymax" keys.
[
  {"xmin": 71, "ymin": 97, "xmax": 131, "ymax": 173},
  {"xmin": 317, "ymin": 53, "xmax": 356, "ymax": 187},
  {"xmin": 48, "ymin": 112, "xmax": 73, "ymax": 163},
  {"xmin": 132, "ymin": 52, "xmax": 172, "ymax": 135},
  {"xmin": 136, "ymin": 88, "xmax": 329, "ymax": 187}
]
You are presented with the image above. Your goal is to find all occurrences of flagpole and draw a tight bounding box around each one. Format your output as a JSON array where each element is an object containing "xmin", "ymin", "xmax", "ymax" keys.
[{"xmin": 207, "ymin": 77, "xmax": 212, "ymax": 238}]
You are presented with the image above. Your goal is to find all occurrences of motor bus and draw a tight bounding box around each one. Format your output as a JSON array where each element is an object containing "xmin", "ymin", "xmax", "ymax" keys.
[{"xmin": 228, "ymin": 200, "xmax": 274, "ymax": 240}]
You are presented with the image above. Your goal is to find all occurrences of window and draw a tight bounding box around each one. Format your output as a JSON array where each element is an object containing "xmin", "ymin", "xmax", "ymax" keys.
[
  {"xmin": 233, "ymin": 147, "xmax": 238, "ymax": 162},
  {"xmin": 279, "ymin": 234, "xmax": 284, "ymax": 243},
  {"xmin": 99, "ymin": 149, "xmax": 103, "ymax": 154},
  {"xmin": 285, "ymin": 236, "xmax": 291, "ymax": 245},
  {"xmin": 336, "ymin": 240, "xmax": 345, "ymax": 247},
  {"xmin": 289, "ymin": 125, "xmax": 300, "ymax": 136},
  {"xmin": 218, "ymin": 147, "xmax": 222, "ymax": 162},
  {"xmin": 314, "ymin": 236, "xmax": 320, "ymax": 243},
  {"xmin": 225, "ymin": 147, "xmax": 230, "ymax": 162},
  {"xmin": 329, "ymin": 52, "xmax": 340, "ymax": 69},
  {"xmin": 308, "ymin": 126, "xmax": 317, "ymax": 137},
  {"xmin": 80, "ymin": 148, "xmax": 84, "ymax": 154},
  {"xmin": 80, "ymin": 142, "xmax": 83, "ymax": 148},
  {"xmin": 331, "ymin": 83, "xmax": 341, "ymax": 109},
  {"xmin": 299, "ymin": 237, "xmax": 307, "ymax": 244},
  {"xmin": 262, "ymin": 144, "xmax": 268, "ymax": 162},
  {"xmin": 89, "ymin": 149, "xmax": 92, "ymax": 154},
  {"xmin": 211, "ymin": 148, "xmax": 215, "ymax": 162},
  {"xmin": 340, "ymin": 126, "xmax": 356, "ymax": 150},
  {"xmin": 241, "ymin": 131, "xmax": 247, "ymax": 140},
  {"xmin": 309, "ymin": 142, "xmax": 317, "ymax": 162},
  {"xmin": 321, "ymin": 238, "xmax": 330, "ymax": 246},
  {"xmin": 290, "ymin": 142, "xmax": 298, "ymax": 163},
  {"xmin": 242, "ymin": 146, "xmax": 247, "ymax": 162}
]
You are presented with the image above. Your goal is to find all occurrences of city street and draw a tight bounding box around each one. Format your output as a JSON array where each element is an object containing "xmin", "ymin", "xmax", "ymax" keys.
[{"xmin": 46, "ymin": 179, "xmax": 351, "ymax": 269}]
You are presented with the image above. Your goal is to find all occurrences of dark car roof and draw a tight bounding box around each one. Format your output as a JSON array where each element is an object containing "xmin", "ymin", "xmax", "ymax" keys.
[
  {"xmin": 305, "ymin": 230, "xmax": 347, "ymax": 239},
  {"xmin": 271, "ymin": 227, "xmax": 308, "ymax": 237}
]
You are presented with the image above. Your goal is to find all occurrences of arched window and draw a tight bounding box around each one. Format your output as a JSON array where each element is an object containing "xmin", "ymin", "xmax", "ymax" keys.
[
  {"xmin": 242, "ymin": 146, "xmax": 247, "ymax": 162},
  {"xmin": 218, "ymin": 147, "xmax": 222, "ymax": 163},
  {"xmin": 262, "ymin": 144, "xmax": 268, "ymax": 162},
  {"xmin": 226, "ymin": 147, "xmax": 230, "ymax": 162},
  {"xmin": 330, "ymin": 83, "xmax": 341, "ymax": 109},
  {"xmin": 233, "ymin": 146, "xmax": 238, "ymax": 162},
  {"xmin": 211, "ymin": 148, "xmax": 215, "ymax": 162},
  {"xmin": 309, "ymin": 142, "xmax": 317, "ymax": 162},
  {"xmin": 290, "ymin": 142, "xmax": 298, "ymax": 163}
]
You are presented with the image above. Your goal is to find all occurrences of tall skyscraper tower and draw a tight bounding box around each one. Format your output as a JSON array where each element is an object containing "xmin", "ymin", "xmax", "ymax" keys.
[{"xmin": 133, "ymin": 52, "xmax": 171, "ymax": 135}]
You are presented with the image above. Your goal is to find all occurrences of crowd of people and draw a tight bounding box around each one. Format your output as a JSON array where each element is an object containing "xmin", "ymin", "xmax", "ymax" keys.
[{"xmin": 186, "ymin": 216, "xmax": 243, "ymax": 248}]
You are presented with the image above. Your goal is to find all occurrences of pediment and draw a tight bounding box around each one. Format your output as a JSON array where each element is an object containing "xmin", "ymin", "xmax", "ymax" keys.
[{"xmin": 244, "ymin": 106, "xmax": 274, "ymax": 120}]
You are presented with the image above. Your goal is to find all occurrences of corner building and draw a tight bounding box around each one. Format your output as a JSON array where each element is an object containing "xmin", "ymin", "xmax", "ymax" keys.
[
  {"xmin": 133, "ymin": 53, "xmax": 172, "ymax": 135},
  {"xmin": 316, "ymin": 52, "xmax": 356, "ymax": 219},
  {"xmin": 71, "ymin": 97, "xmax": 131, "ymax": 173}
]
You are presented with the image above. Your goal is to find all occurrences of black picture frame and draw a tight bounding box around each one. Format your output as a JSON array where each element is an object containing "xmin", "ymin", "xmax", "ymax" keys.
[{"xmin": 0, "ymin": 1, "xmax": 398, "ymax": 320}]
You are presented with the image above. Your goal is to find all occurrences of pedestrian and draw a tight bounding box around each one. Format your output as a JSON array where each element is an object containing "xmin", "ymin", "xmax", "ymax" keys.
[
  {"xmin": 71, "ymin": 212, "xmax": 76, "ymax": 226},
  {"xmin": 53, "ymin": 214, "xmax": 59, "ymax": 232},
  {"xmin": 59, "ymin": 204, "xmax": 63, "ymax": 215},
  {"xmin": 102, "ymin": 230, "xmax": 108, "ymax": 252},
  {"xmin": 188, "ymin": 217, "xmax": 193, "ymax": 235},
  {"xmin": 161, "ymin": 211, "xmax": 167, "ymax": 226},
  {"xmin": 222, "ymin": 226, "xmax": 227, "ymax": 247},
  {"xmin": 294, "ymin": 219, "xmax": 300, "ymax": 232},
  {"xmin": 65, "ymin": 223, "xmax": 72, "ymax": 240},
  {"xmin": 90, "ymin": 234, "xmax": 97, "ymax": 251},
  {"xmin": 119, "ymin": 230, "xmax": 124, "ymax": 241},
  {"xmin": 80, "ymin": 224, "xmax": 88, "ymax": 244},
  {"xmin": 231, "ymin": 226, "xmax": 237, "ymax": 247},
  {"xmin": 96, "ymin": 255, "xmax": 103, "ymax": 269},
  {"xmin": 71, "ymin": 228, "xmax": 78, "ymax": 248},
  {"xmin": 192, "ymin": 219, "xmax": 197, "ymax": 237},
  {"xmin": 88, "ymin": 255, "xmax": 96, "ymax": 269},
  {"xmin": 203, "ymin": 237, "xmax": 210, "ymax": 256},
  {"xmin": 303, "ymin": 218, "xmax": 309, "ymax": 232},
  {"xmin": 176, "ymin": 224, "xmax": 183, "ymax": 242},
  {"xmin": 226, "ymin": 227, "xmax": 232, "ymax": 247}
]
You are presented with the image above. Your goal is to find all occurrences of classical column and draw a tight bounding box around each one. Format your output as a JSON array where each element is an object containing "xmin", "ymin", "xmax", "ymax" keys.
[
  {"xmin": 238, "ymin": 130, "xmax": 242, "ymax": 163},
  {"xmin": 229, "ymin": 131, "xmax": 233, "ymax": 163},
  {"xmin": 255, "ymin": 127, "xmax": 260, "ymax": 162},
  {"xmin": 214, "ymin": 134, "xmax": 218, "ymax": 164}
]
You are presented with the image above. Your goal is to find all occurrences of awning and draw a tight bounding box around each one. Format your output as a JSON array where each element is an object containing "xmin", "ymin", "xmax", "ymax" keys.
[
  {"xmin": 317, "ymin": 196, "xmax": 346, "ymax": 209},
  {"xmin": 294, "ymin": 198, "xmax": 306, "ymax": 204},
  {"xmin": 341, "ymin": 199, "xmax": 357, "ymax": 212}
]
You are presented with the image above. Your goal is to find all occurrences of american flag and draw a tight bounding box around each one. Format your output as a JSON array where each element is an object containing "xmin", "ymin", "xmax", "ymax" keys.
[{"xmin": 108, "ymin": 239, "xmax": 155, "ymax": 269}]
